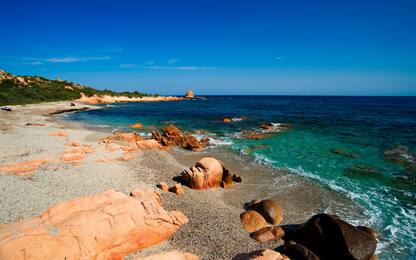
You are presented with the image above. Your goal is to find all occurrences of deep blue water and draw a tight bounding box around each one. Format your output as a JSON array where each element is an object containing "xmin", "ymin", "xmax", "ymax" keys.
[{"xmin": 67, "ymin": 96, "xmax": 416, "ymax": 259}]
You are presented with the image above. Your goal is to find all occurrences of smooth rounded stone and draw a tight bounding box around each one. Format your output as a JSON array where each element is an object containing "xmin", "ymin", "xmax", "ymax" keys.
[
  {"xmin": 245, "ymin": 199, "xmax": 283, "ymax": 225},
  {"xmin": 0, "ymin": 189, "xmax": 188, "ymax": 260},
  {"xmin": 181, "ymin": 157, "xmax": 234, "ymax": 189},
  {"xmin": 134, "ymin": 250, "xmax": 199, "ymax": 260},
  {"xmin": 233, "ymin": 249, "xmax": 289, "ymax": 260},
  {"xmin": 283, "ymin": 214, "xmax": 377, "ymax": 260},
  {"xmin": 240, "ymin": 210, "xmax": 268, "ymax": 232},
  {"xmin": 250, "ymin": 227, "xmax": 285, "ymax": 243},
  {"xmin": 280, "ymin": 241, "xmax": 320, "ymax": 260}
]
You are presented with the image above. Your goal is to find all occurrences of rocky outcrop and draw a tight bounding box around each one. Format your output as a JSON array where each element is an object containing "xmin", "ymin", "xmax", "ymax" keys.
[
  {"xmin": 245, "ymin": 199, "xmax": 283, "ymax": 225},
  {"xmin": 185, "ymin": 90, "xmax": 195, "ymax": 98},
  {"xmin": 157, "ymin": 182, "xmax": 170, "ymax": 192},
  {"xmin": 281, "ymin": 213, "xmax": 377, "ymax": 260},
  {"xmin": 0, "ymin": 159, "xmax": 48, "ymax": 176},
  {"xmin": 180, "ymin": 157, "xmax": 240, "ymax": 189},
  {"xmin": 134, "ymin": 250, "xmax": 199, "ymax": 260},
  {"xmin": 152, "ymin": 125, "xmax": 209, "ymax": 151},
  {"xmin": 233, "ymin": 249, "xmax": 289, "ymax": 260},
  {"xmin": 0, "ymin": 189, "xmax": 188, "ymax": 260}
]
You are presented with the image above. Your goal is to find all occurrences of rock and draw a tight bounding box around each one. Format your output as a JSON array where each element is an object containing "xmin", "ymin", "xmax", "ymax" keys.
[
  {"xmin": 259, "ymin": 123, "xmax": 275, "ymax": 130},
  {"xmin": 135, "ymin": 139, "xmax": 164, "ymax": 150},
  {"xmin": 181, "ymin": 157, "xmax": 238, "ymax": 189},
  {"xmin": 223, "ymin": 118, "xmax": 232, "ymax": 123},
  {"xmin": 0, "ymin": 189, "xmax": 188, "ymax": 260},
  {"xmin": 283, "ymin": 214, "xmax": 377, "ymax": 260},
  {"xmin": 240, "ymin": 210, "xmax": 268, "ymax": 232},
  {"xmin": 152, "ymin": 125, "xmax": 208, "ymax": 151},
  {"xmin": 157, "ymin": 182, "xmax": 170, "ymax": 192},
  {"xmin": 0, "ymin": 159, "xmax": 48, "ymax": 176},
  {"xmin": 185, "ymin": 90, "xmax": 195, "ymax": 98},
  {"xmin": 357, "ymin": 226, "xmax": 378, "ymax": 240},
  {"xmin": 242, "ymin": 130, "xmax": 272, "ymax": 140},
  {"xmin": 61, "ymin": 152, "xmax": 85, "ymax": 162},
  {"xmin": 250, "ymin": 227, "xmax": 285, "ymax": 243},
  {"xmin": 384, "ymin": 145, "xmax": 416, "ymax": 174},
  {"xmin": 112, "ymin": 132, "xmax": 144, "ymax": 143},
  {"xmin": 48, "ymin": 131, "xmax": 68, "ymax": 137},
  {"xmin": 280, "ymin": 241, "xmax": 320, "ymax": 260},
  {"xmin": 117, "ymin": 154, "xmax": 135, "ymax": 162},
  {"xmin": 130, "ymin": 122, "xmax": 143, "ymax": 129},
  {"xmin": 169, "ymin": 183, "xmax": 185, "ymax": 196},
  {"xmin": 245, "ymin": 199, "xmax": 283, "ymax": 225},
  {"xmin": 134, "ymin": 250, "xmax": 199, "ymax": 260},
  {"xmin": 330, "ymin": 148, "xmax": 359, "ymax": 159},
  {"xmin": 343, "ymin": 165, "xmax": 380, "ymax": 178},
  {"xmin": 233, "ymin": 174, "xmax": 242, "ymax": 182},
  {"xmin": 233, "ymin": 249, "xmax": 289, "ymax": 260}
]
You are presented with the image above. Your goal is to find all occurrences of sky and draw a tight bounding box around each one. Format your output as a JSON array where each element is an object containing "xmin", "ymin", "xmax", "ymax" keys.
[{"xmin": 1, "ymin": 0, "xmax": 415, "ymax": 95}]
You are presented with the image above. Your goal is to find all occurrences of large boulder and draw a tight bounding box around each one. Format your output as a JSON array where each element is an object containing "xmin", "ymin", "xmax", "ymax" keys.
[
  {"xmin": 245, "ymin": 199, "xmax": 283, "ymax": 225},
  {"xmin": 283, "ymin": 214, "xmax": 377, "ymax": 260},
  {"xmin": 240, "ymin": 210, "xmax": 268, "ymax": 232},
  {"xmin": 180, "ymin": 157, "xmax": 239, "ymax": 189},
  {"xmin": 0, "ymin": 189, "xmax": 188, "ymax": 260},
  {"xmin": 250, "ymin": 227, "xmax": 285, "ymax": 243}
]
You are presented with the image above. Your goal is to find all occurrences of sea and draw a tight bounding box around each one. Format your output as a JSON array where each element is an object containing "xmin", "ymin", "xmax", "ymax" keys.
[{"xmin": 65, "ymin": 96, "xmax": 416, "ymax": 259}]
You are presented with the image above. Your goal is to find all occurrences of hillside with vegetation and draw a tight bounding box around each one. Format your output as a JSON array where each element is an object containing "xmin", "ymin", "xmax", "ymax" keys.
[{"xmin": 0, "ymin": 69, "xmax": 155, "ymax": 105}]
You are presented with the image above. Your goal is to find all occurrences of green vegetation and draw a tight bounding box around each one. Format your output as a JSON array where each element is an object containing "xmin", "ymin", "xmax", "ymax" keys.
[{"xmin": 0, "ymin": 70, "xmax": 155, "ymax": 106}]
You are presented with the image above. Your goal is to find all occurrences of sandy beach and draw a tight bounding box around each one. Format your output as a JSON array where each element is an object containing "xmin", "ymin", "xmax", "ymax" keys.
[{"xmin": 0, "ymin": 101, "xmax": 366, "ymax": 259}]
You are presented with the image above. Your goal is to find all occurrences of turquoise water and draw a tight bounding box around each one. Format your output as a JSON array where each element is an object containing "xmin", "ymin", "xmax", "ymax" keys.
[{"xmin": 67, "ymin": 96, "xmax": 416, "ymax": 259}]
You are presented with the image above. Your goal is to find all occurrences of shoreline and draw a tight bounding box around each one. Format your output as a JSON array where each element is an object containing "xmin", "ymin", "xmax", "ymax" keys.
[{"xmin": 0, "ymin": 101, "xmax": 367, "ymax": 259}]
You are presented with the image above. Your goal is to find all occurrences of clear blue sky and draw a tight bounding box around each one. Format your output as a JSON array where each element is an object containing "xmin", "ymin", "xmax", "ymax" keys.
[{"xmin": 1, "ymin": 0, "xmax": 415, "ymax": 95}]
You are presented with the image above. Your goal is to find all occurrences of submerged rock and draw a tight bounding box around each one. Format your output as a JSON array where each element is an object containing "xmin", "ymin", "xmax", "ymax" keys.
[
  {"xmin": 0, "ymin": 189, "xmax": 188, "ymax": 260},
  {"xmin": 343, "ymin": 165, "xmax": 380, "ymax": 178},
  {"xmin": 180, "ymin": 157, "xmax": 239, "ymax": 189},
  {"xmin": 384, "ymin": 144, "xmax": 416, "ymax": 174},
  {"xmin": 330, "ymin": 148, "xmax": 359, "ymax": 159},
  {"xmin": 282, "ymin": 213, "xmax": 377, "ymax": 260}
]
